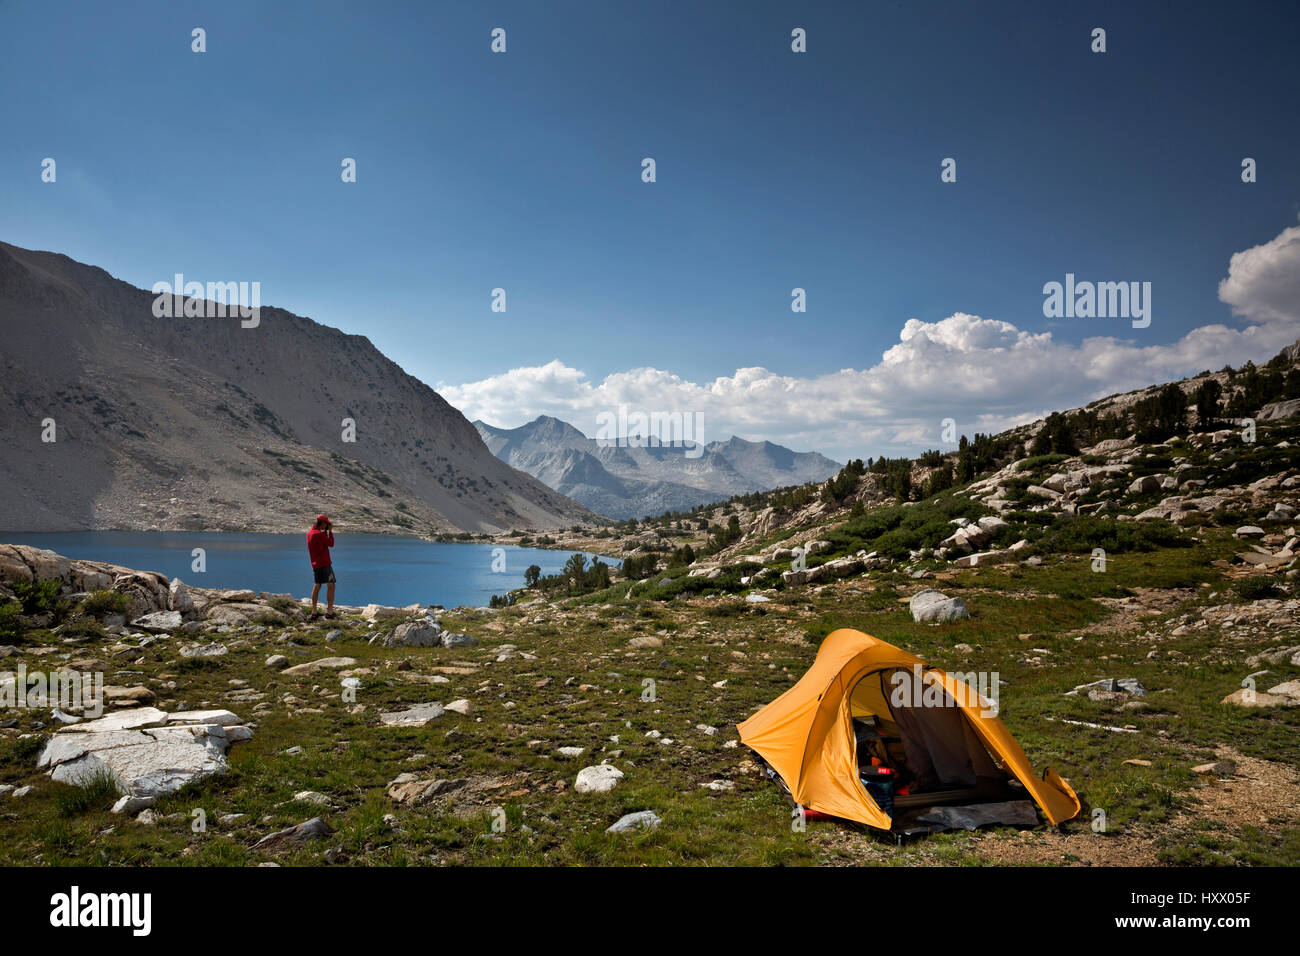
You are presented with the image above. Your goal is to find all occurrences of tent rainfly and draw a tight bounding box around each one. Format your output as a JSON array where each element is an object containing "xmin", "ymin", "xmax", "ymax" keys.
[{"xmin": 737, "ymin": 628, "xmax": 1081, "ymax": 830}]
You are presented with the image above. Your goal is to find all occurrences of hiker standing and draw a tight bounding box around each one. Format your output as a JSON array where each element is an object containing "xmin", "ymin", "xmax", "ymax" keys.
[{"xmin": 307, "ymin": 514, "xmax": 336, "ymax": 618}]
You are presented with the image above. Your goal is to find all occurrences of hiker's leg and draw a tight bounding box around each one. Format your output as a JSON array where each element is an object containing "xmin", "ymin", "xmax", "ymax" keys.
[
  {"xmin": 311, "ymin": 583, "xmax": 321, "ymax": 612},
  {"xmin": 326, "ymin": 581, "xmax": 335, "ymax": 612}
]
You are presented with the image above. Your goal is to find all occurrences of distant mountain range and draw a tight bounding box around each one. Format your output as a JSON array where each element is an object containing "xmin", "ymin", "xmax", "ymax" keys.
[
  {"xmin": 0, "ymin": 242, "xmax": 589, "ymax": 533},
  {"xmin": 473, "ymin": 415, "xmax": 841, "ymax": 519}
]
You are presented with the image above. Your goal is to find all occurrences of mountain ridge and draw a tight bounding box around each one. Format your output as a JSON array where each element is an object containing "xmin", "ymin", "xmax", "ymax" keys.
[
  {"xmin": 0, "ymin": 241, "xmax": 590, "ymax": 534},
  {"xmin": 473, "ymin": 414, "xmax": 841, "ymax": 520}
]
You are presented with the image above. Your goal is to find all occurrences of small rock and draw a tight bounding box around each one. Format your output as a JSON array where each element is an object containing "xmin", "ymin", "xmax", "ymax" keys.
[
  {"xmin": 379, "ymin": 703, "xmax": 445, "ymax": 727},
  {"xmin": 361, "ymin": 604, "xmax": 404, "ymax": 621},
  {"xmin": 111, "ymin": 795, "xmax": 157, "ymax": 815},
  {"xmin": 281, "ymin": 657, "xmax": 358, "ymax": 677},
  {"xmin": 606, "ymin": 810, "xmax": 660, "ymax": 834},
  {"xmin": 385, "ymin": 774, "xmax": 467, "ymax": 807},
  {"xmin": 1071, "ymin": 678, "xmax": 1146, "ymax": 698},
  {"xmin": 132, "ymin": 610, "xmax": 183, "ymax": 633},
  {"xmin": 1267, "ymin": 679, "xmax": 1300, "ymax": 701},
  {"xmin": 253, "ymin": 816, "xmax": 332, "ymax": 850},
  {"xmin": 179, "ymin": 642, "xmax": 228, "ymax": 659},
  {"xmin": 1221, "ymin": 688, "xmax": 1299, "ymax": 708},
  {"xmin": 574, "ymin": 764, "xmax": 624, "ymax": 794},
  {"xmin": 909, "ymin": 589, "xmax": 970, "ymax": 624},
  {"xmin": 374, "ymin": 620, "xmax": 442, "ymax": 648},
  {"xmin": 1192, "ymin": 761, "xmax": 1236, "ymax": 775},
  {"xmin": 103, "ymin": 685, "xmax": 156, "ymax": 706}
]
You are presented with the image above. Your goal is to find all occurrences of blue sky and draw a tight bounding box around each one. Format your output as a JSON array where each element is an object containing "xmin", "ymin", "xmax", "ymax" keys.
[{"xmin": 2, "ymin": 0, "xmax": 1298, "ymax": 461}]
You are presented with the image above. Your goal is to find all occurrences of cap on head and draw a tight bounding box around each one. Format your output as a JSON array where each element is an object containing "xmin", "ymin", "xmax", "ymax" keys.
[{"xmin": 316, "ymin": 514, "xmax": 330, "ymax": 526}]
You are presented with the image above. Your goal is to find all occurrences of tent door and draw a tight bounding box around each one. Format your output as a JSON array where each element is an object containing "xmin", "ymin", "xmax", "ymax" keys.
[{"xmin": 849, "ymin": 668, "xmax": 1010, "ymax": 810}]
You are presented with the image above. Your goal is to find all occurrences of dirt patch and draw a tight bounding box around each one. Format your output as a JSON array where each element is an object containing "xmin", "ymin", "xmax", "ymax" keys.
[
  {"xmin": 1063, "ymin": 587, "xmax": 1200, "ymax": 640},
  {"xmin": 971, "ymin": 744, "xmax": 1299, "ymax": 866},
  {"xmin": 1170, "ymin": 746, "xmax": 1300, "ymax": 830},
  {"xmin": 814, "ymin": 743, "xmax": 1299, "ymax": 866},
  {"xmin": 972, "ymin": 824, "xmax": 1163, "ymax": 866}
]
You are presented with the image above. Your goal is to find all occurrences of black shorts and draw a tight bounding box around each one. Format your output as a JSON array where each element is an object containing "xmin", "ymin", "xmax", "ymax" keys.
[{"xmin": 313, "ymin": 565, "xmax": 336, "ymax": 585}]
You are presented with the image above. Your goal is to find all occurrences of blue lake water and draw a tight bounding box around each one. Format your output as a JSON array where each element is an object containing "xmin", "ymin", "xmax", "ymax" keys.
[{"xmin": 0, "ymin": 531, "xmax": 616, "ymax": 608}]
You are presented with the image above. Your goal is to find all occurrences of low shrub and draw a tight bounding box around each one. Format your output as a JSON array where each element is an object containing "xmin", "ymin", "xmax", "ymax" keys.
[
  {"xmin": 1036, "ymin": 516, "xmax": 1189, "ymax": 554},
  {"xmin": 0, "ymin": 601, "xmax": 22, "ymax": 643},
  {"xmin": 822, "ymin": 495, "xmax": 988, "ymax": 560},
  {"xmin": 56, "ymin": 619, "xmax": 107, "ymax": 641},
  {"xmin": 13, "ymin": 577, "xmax": 67, "ymax": 618},
  {"xmin": 78, "ymin": 589, "xmax": 129, "ymax": 618},
  {"xmin": 1235, "ymin": 577, "xmax": 1280, "ymax": 600}
]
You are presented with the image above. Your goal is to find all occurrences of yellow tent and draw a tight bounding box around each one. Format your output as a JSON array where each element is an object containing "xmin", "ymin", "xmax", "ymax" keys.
[{"xmin": 737, "ymin": 628, "xmax": 1080, "ymax": 830}]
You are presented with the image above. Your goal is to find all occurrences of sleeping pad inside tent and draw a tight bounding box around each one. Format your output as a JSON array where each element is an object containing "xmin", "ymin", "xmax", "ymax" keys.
[{"xmin": 736, "ymin": 628, "xmax": 1080, "ymax": 833}]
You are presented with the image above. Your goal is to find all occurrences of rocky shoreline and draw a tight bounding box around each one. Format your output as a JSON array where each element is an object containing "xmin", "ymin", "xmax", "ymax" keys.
[{"xmin": 0, "ymin": 541, "xmax": 492, "ymax": 827}]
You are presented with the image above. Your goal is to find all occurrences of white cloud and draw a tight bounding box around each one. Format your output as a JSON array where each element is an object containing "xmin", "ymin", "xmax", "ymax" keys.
[
  {"xmin": 1218, "ymin": 223, "xmax": 1300, "ymax": 325},
  {"xmin": 441, "ymin": 220, "xmax": 1300, "ymax": 463}
]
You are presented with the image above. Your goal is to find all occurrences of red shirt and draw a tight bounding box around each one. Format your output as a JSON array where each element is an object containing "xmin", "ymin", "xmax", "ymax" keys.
[{"xmin": 307, "ymin": 527, "xmax": 334, "ymax": 569}]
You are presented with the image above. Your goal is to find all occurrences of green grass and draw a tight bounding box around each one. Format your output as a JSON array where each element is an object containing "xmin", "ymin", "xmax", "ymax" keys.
[
  {"xmin": 52, "ymin": 767, "xmax": 120, "ymax": 817},
  {"xmin": 0, "ymin": 519, "xmax": 1296, "ymax": 866}
]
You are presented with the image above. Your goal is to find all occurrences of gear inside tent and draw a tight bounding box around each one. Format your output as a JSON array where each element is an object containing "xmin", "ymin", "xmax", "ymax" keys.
[{"xmin": 737, "ymin": 628, "xmax": 1080, "ymax": 833}]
